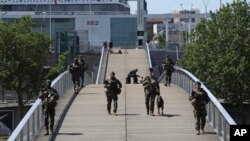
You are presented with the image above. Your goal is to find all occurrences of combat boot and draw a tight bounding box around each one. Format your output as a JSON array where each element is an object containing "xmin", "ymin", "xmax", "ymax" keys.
[
  {"xmin": 164, "ymin": 83, "xmax": 168, "ymax": 87},
  {"xmin": 44, "ymin": 130, "xmax": 49, "ymax": 136}
]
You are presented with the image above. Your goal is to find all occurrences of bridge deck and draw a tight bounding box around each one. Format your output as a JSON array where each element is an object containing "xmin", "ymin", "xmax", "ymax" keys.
[{"xmin": 35, "ymin": 49, "xmax": 220, "ymax": 141}]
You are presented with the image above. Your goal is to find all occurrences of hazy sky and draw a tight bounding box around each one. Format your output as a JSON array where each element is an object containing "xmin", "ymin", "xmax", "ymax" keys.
[{"xmin": 128, "ymin": 0, "xmax": 250, "ymax": 14}]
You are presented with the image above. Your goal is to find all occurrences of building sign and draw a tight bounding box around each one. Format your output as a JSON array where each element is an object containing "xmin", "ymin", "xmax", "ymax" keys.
[
  {"xmin": 87, "ymin": 20, "xmax": 99, "ymax": 26},
  {"xmin": 137, "ymin": 31, "xmax": 144, "ymax": 36},
  {"xmin": 0, "ymin": 110, "xmax": 14, "ymax": 135}
]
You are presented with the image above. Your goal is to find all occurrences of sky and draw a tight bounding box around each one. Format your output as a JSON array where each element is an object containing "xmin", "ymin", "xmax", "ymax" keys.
[{"xmin": 128, "ymin": 0, "xmax": 250, "ymax": 14}]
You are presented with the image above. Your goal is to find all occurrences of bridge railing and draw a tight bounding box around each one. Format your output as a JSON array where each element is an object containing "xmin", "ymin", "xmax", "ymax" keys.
[
  {"xmin": 96, "ymin": 47, "xmax": 109, "ymax": 84},
  {"xmin": 145, "ymin": 43, "xmax": 152, "ymax": 68},
  {"xmin": 159, "ymin": 66, "xmax": 236, "ymax": 141},
  {"xmin": 8, "ymin": 71, "xmax": 91, "ymax": 141}
]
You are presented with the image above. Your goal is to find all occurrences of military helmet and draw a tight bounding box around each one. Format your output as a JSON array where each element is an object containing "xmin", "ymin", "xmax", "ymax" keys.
[
  {"xmin": 110, "ymin": 71, "xmax": 115, "ymax": 76},
  {"xmin": 196, "ymin": 81, "xmax": 201, "ymax": 86},
  {"xmin": 46, "ymin": 79, "xmax": 51, "ymax": 86}
]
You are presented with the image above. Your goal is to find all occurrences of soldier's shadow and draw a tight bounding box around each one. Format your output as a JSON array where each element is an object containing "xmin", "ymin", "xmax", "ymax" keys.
[
  {"xmin": 161, "ymin": 114, "xmax": 181, "ymax": 117},
  {"xmin": 117, "ymin": 113, "xmax": 140, "ymax": 116}
]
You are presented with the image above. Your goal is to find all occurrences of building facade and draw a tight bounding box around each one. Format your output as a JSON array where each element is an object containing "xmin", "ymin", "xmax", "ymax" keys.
[{"xmin": 0, "ymin": 0, "xmax": 138, "ymax": 53}]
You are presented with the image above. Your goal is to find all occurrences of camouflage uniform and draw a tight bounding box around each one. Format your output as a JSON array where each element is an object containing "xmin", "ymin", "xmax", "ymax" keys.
[
  {"xmin": 162, "ymin": 56, "xmax": 174, "ymax": 86},
  {"xmin": 142, "ymin": 76, "xmax": 154, "ymax": 115},
  {"xmin": 126, "ymin": 69, "xmax": 140, "ymax": 84},
  {"xmin": 39, "ymin": 83, "xmax": 58, "ymax": 135},
  {"xmin": 104, "ymin": 75, "xmax": 122, "ymax": 115},
  {"xmin": 68, "ymin": 59, "xmax": 81, "ymax": 93},
  {"xmin": 150, "ymin": 75, "xmax": 160, "ymax": 114},
  {"xmin": 78, "ymin": 56, "xmax": 88, "ymax": 87},
  {"xmin": 189, "ymin": 87, "xmax": 210, "ymax": 134}
]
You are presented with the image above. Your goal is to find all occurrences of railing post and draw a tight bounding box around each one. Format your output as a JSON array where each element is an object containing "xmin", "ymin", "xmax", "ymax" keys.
[
  {"xmin": 32, "ymin": 113, "xmax": 35, "ymax": 138},
  {"xmin": 218, "ymin": 113, "xmax": 222, "ymax": 136}
]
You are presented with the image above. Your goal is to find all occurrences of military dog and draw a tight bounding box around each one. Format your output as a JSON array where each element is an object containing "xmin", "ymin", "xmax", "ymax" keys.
[{"xmin": 157, "ymin": 95, "xmax": 164, "ymax": 115}]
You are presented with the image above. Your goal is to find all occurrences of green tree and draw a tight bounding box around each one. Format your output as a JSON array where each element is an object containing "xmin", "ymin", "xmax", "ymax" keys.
[
  {"xmin": 45, "ymin": 52, "xmax": 69, "ymax": 80},
  {"xmin": 181, "ymin": 0, "xmax": 250, "ymax": 123},
  {"xmin": 147, "ymin": 31, "xmax": 154, "ymax": 42},
  {"xmin": 157, "ymin": 34, "xmax": 166, "ymax": 47},
  {"xmin": 0, "ymin": 17, "xmax": 51, "ymax": 119}
]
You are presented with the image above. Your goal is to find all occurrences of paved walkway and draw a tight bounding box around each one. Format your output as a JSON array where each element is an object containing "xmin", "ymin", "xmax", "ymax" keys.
[{"xmin": 35, "ymin": 49, "xmax": 220, "ymax": 141}]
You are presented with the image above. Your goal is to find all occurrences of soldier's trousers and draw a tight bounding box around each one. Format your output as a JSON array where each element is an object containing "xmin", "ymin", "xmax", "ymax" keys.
[
  {"xmin": 80, "ymin": 73, "xmax": 84, "ymax": 86},
  {"xmin": 145, "ymin": 94, "xmax": 155, "ymax": 113},
  {"xmin": 107, "ymin": 95, "xmax": 118, "ymax": 113},
  {"xmin": 145, "ymin": 94, "xmax": 150, "ymax": 113},
  {"xmin": 165, "ymin": 71, "xmax": 172, "ymax": 84},
  {"xmin": 72, "ymin": 76, "xmax": 80, "ymax": 90},
  {"xmin": 150, "ymin": 94, "xmax": 156, "ymax": 113},
  {"xmin": 45, "ymin": 110, "xmax": 55, "ymax": 132},
  {"xmin": 194, "ymin": 109, "xmax": 207, "ymax": 131}
]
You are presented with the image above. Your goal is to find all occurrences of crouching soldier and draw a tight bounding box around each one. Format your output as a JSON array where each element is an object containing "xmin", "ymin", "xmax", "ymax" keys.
[
  {"xmin": 104, "ymin": 72, "xmax": 122, "ymax": 116},
  {"xmin": 39, "ymin": 80, "xmax": 59, "ymax": 135},
  {"xmin": 126, "ymin": 69, "xmax": 140, "ymax": 84}
]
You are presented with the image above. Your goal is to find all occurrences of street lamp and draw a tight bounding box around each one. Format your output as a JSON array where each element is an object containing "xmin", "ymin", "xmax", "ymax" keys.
[
  {"xmin": 41, "ymin": 12, "xmax": 46, "ymax": 32},
  {"xmin": 202, "ymin": 0, "xmax": 210, "ymax": 19},
  {"xmin": 0, "ymin": 11, "xmax": 6, "ymax": 22}
]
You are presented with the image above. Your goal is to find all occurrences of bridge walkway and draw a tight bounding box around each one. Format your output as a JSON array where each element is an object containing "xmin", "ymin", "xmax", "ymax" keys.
[{"xmin": 35, "ymin": 49, "xmax": 219, "ymax": 141}]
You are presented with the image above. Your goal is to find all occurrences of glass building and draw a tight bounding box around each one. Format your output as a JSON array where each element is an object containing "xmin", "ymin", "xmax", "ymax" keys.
[{"xmin": 0, "ymin": 0, "xmax": 137, "ymax": 53}]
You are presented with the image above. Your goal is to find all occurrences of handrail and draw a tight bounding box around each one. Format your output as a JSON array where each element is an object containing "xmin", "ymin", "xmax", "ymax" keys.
[
  {"xmin": 159, "ymin": 66, "xmax": 236, "ymax": 141},
  {"xmin": 145, "ymin": 43, "xmax": 152, "ymax": 68},
  {"xmin": 96, "ymin": 47, "xmax": 105, "ymax": 84},
  {"xmin": 7, "ymin": 70, "xmax": 94, "ymax": 141},
  {"xmin": 95, "ymin": 46, "xmax": 109, "ymax": 84},
  {"xmin": 7, "ymin": 99, "xmax": 42, "ymax": 141}
]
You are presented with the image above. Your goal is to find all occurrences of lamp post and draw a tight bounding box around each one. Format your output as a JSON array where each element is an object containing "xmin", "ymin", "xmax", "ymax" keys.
[
  {"xmin": 202, "ymin": 0, "xmax": 210, "ymax": 19},
  {"xmin": 164, "ymin": 18, "xmax": 169, "ymax": 50},
  {"xmin": 89, "ymin": 1, "xmax": 92, "ymax": 51},
  {"xmin": 49, "ymin": 2, "xmax": 52, "ymax": 52}
]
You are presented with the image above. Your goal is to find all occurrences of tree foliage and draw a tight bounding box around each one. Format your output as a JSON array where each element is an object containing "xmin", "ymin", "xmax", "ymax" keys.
[
  {"xmin": 181, "ymin": 0, "xmax": 250, "ymax": 121},
  {"xmin": 157, "ymin": 34, "xmax": 166, "ymax": 47},
  {"xmin": 45, "ymin": 52, "xmax": 69, "ymax": 80},
  {"xmin": 0, "ymin": 16, "xmax": 51, "ymax": 119},
  {"xmin": 147, "ymin": 31, "xmax": 154, "ymax": 42}
]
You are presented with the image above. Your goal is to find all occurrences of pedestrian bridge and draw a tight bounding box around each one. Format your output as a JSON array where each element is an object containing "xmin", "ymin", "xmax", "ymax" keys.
[{"xmin": 8, "ymin": 45, "xmax": 236, "ymax": 141}]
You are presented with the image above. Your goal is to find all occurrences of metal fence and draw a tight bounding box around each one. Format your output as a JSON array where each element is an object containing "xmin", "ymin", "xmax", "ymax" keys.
[
  {"xmin": 8, "ymin": 71, "xmax": 91, "ymax": 141},
  {"xmin": 95, "ymin": 47, "xmax": 109, "ymax": 84},
  {"xmin": 158, "ymin": 67, "xmax": 236, "ymax": 141}
]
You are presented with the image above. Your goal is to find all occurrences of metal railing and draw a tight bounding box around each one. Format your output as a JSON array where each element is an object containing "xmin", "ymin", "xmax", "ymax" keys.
[
  {"xmin": 8, "ymin": 71, "xmax": 92, "ymax": 141},
  {"xmin": 95, "ymin": 47, "xmax": 109, "ymax": 84},
  {"xmin": 158, "ymin": 66, "xmax": 236, "ymax": 141},
  {"xmin": 145, "ymin": 43, "xmax": 152, "ymax": 68}
]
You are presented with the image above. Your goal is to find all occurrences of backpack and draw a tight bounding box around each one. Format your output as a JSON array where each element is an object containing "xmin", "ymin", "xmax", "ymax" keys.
[
  {"xmin": 109, "ymin": 80, "xmax": 121, "ymax": 95},
  {"xmin": 142, "ymin": 79, "xmax": 153, "ymax": 95},
  {"xmin": 163, "ymin": 59, "xmax": 173, "ymax": 71}
]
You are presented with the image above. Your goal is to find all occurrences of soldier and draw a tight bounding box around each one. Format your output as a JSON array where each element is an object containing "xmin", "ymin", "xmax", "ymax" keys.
[
  {"xmin": 142, "ymin": 76, "xmax": 153, "ymax": 115},
  {"xmin": 104, "ymin": 72, "xmax": 122, "ymax": 116},
  {"xmin": 39, "ymin": 80, "xmax": 59, "ymax": 135},
  {"xmin": 189, "ymin": 81, "xmax": 210, "ymax": 135},
  {"xmin": 162, "ymin": 55, "xmax": 174, "ymax": 86},
  {"xmin": 150, "ymin": 74, "xmax": 160, "ymax": 115},
  {"xmin": 68, "ymin": 58, "xmax": 81, "ymax": 94},
  {"xmin": 78, "ymin": 55, "xmax": 88, "ymax": 87},
  {"xmin": 126, "ymin": 69, "xmax": 140, "ymax": 84}
]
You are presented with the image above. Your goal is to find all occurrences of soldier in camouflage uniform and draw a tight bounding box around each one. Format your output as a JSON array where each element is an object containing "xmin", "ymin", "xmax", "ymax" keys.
[
  {"xmin": 104, "ymin": 72, "xmax": 122, "ymax": 116},
  {"xmin": 150, "ymin": 74, "xmax": 160, "ymax": 115},
  {"xmin": 78, "ymin": 55, "xmax": 88, "ymax": 87},
  {"xmin": 39, "ymin": 80, "xmax": 59, "ymax": 135},
  {"xmin": 189, "ymin": 81, "xmax": 210, "ymax": 135},
  {"xmin": 161, "ymin": 55, "xmax": 174, "ymax": 86},
  {"xmin": 142, "ymin": 76, "xmax": 154, "ymax": 115},
  {"xmin": 68, "ymin": 58, "xmax": 81, "ymax": 94}
]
